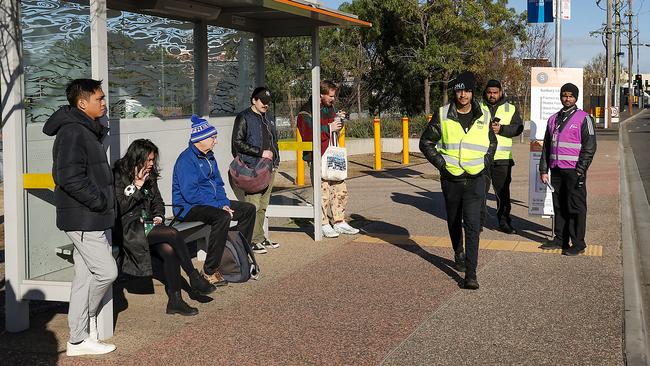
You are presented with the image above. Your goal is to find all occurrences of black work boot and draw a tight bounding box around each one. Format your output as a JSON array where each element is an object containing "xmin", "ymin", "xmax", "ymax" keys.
[
  {"xmin": 189, "ymin": 269, "xmax": 216, "ymax": 295},
  {"xmin": 166, "ymin": 291, "xmax": 198, "ymax": 316},
  {"xmin": 454, "ymin": 252, "xmax": 466, "ymax": 272},
  {"xmin": 498, "ymin": 222, "xmax": 516, "ymax": 234},
  {"xmin": 463, "ymin": 277, "xmax": 480, "ymax": 290}
]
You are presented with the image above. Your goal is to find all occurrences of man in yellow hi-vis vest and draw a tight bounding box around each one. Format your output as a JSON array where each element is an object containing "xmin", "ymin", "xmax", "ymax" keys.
[
  {"xmin": 480, "ymin": 79, "xmax": 523, "ymax": 234},
  {"xmin": 420, "ymin": 71, "xmax": 497, "ymax": 290}
]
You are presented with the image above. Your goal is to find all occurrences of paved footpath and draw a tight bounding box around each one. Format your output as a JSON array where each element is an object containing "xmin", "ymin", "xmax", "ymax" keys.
[{"xmin": 0, "ymin": 135, "xmax": 623, "ymax": 365}]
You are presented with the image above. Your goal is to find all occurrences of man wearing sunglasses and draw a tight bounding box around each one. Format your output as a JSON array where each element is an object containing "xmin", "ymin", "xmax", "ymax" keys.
[{"xmin": 231, "ymin": 87, "xmax": 280, "ymax": 254}]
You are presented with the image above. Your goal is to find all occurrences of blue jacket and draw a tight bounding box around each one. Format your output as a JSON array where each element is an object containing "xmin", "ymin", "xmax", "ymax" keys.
[{"xmin": 172, "ymin": 143, "xmax": 230, "ymax": 219}]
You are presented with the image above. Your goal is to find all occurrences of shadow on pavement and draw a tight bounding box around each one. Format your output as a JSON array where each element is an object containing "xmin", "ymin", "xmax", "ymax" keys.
[
  {"xmin": 113, "ymin": 256, "xmax": 214, "ymax": 326},
  {"xmin": 0, "ymin": 283, "xmax": 61, "ymax": 365},
  {"xmin": 391, "ymin": 190, "xmax": 550, "ymax": 243},
  {"xmin": 351, "ymin": 214, "xmax": 463, "ymax": 286}
]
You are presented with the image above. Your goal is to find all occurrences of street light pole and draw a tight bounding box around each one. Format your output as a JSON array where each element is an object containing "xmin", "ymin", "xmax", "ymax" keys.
[
  {"xmin": 555, "ymin": 0, "xmax": 561, "ymax": 67},
  {"xmin": 614, "ymin": 0, "xmax": 621, "ymax": 124},
  {"xmin": 628, "ymin": 0, "xmax": 633, "ymax": 116},
  {"xmin": 605, "ymin": 0, "xmax": 612, "ymax": 128}
]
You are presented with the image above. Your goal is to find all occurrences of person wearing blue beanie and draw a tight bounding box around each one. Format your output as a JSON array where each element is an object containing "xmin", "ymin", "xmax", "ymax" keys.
[{"xmin": 172, "ymin": 114, "xmax": 256, "ymax": 286}]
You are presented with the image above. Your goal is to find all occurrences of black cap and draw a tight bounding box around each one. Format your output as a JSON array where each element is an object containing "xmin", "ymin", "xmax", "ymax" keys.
[
  {"xmin": 450, "ymin": 71, "xmax": 476, "ymax": 91},
  {"xmin": 251, "ymin": 87, "xmax": 271, "ymax": 104},
  {"xmin": 486, "ymin": 79, "xmax": 502, "ymax": 89},
  {"xmin": 560, "ymin": 83, "xmax": 579, "ymax": 98}
]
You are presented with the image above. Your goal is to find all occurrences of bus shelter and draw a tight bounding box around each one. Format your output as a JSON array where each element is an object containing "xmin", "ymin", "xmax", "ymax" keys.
[{"xmin": 1, "ymin": 0, "xmax": 369, "ymax": 336}]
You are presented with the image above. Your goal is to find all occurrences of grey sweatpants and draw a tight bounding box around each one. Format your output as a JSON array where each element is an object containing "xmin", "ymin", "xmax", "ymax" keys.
[{"xmin": 66, "ymin": 230, "xmax": 118, "ymax": 343}]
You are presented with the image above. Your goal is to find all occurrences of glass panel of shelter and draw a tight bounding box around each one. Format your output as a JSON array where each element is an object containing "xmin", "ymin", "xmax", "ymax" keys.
[{"xmin": 21, "ymin": 0, "xmax": 91, "ymax": 281}]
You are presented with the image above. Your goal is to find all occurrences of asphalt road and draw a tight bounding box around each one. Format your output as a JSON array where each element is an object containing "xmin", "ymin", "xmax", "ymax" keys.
[
  {"xmin": 627, "ymin": 111, "xmax": 650, "ymax": 203},
  {"xmin": 621, "ymin": 108, "xmax": 650, "ymax": 365}
]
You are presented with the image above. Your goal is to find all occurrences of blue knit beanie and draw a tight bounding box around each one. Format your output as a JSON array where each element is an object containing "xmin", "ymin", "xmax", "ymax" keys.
[{"xmin": 190, "ymin": 114, "xmax": 217, "ymax": 143}]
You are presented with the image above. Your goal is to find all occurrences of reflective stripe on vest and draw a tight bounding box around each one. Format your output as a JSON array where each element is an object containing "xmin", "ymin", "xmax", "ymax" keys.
[
  {"xmin": 547, "ymin": 109, "xmax": 588, "ymax": 169},
  {"xmin": 438, "ymin": 104, "xmax": 491, "ymax": 176},
  {"xmin": 482, "ymin": 102, "xmax": 516, "ymax": 161}
]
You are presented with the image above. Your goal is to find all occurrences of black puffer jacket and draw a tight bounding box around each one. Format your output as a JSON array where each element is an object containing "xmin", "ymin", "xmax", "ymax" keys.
[{"xmin": 42, "ymin": 106, "xmax": 115, "ymax": 231}]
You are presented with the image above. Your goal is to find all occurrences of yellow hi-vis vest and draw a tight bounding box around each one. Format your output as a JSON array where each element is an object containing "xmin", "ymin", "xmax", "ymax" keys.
[
  {"xmin": 482, "ymin": 102, "xmax": 516, "ymax": 161},
  {"xmin": 437, "ymin": 104, "xmax": 491, "ymax": 176}
]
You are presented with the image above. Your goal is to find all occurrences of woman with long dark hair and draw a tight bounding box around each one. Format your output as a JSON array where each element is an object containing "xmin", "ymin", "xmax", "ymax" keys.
[{"xmin": 114, "ymin": 139, "xmax": 216, "ymax": 316}]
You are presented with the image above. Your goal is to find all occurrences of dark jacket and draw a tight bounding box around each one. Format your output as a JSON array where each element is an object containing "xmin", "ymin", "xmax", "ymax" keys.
[
  {"xmin": 419, "ymin": 99, "xmax": 498, "ymax": 182},
  {"xmin": 481, "ymin": 95, "xmax": 524, "ymax": 166},
  {"xmin": 232, "ymin": 107, "xmax": 280, "ymax": 168},
  {"xmin": 113, "ymin": 172, "xmax": 166, "ymax": 277},
  {"xmin": 42, "ymin": 106, "xmax": 115, "ymax": 231},
  {"xmin": 539, "ymin": 106, "xmax": 597, "ymax": 175},
  {"xmin": 172, "ymin": 143, "xmax": 230, "ymax": 220}
]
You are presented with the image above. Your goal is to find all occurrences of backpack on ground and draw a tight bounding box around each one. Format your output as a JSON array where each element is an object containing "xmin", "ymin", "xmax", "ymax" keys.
[{"xmin": 217, "ymin": 231, "xmax": 260, "ymax": 283}]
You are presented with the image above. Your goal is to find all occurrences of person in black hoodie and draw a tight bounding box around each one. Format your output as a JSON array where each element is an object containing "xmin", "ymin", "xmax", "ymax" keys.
[
  {"xmin": 420, "ymin": 72, "xmax": 497, "ymax": 290},
  {"xmin": 42, "ymin": 79, "xmax": 118, "ymax": 356}
]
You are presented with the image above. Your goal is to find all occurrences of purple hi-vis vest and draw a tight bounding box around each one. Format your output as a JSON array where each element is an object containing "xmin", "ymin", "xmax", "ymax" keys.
[{"xmin": 547, "ymin": 109, "xmax": 588, "ymax": 169}]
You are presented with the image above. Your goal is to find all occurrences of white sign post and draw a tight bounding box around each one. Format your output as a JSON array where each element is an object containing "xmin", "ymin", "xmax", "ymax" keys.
[{"xmin": 528, "ymin": 67, "xmax": 584, "ymax": 217}]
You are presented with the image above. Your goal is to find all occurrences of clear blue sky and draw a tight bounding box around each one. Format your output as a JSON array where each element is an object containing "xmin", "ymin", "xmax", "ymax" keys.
[{"xmin": 322, "ymin": 0, "xmax": 650, "ymax": 74}]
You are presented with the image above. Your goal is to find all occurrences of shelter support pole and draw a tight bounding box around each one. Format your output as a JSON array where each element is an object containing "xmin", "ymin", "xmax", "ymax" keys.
[{"xmin": 311, "ymin": 27, "xmax": 322, "ymax": 241}]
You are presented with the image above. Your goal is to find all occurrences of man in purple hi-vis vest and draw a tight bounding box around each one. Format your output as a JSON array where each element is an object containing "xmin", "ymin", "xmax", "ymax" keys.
[{"xmin": 538, "ymin": 83, "xmax": 597, "ymax": 256}]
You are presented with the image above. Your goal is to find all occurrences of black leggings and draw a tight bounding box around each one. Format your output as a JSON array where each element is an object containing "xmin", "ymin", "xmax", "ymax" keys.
[{"xmin": 147, "ymin": 225, "xmax": 194, "ymax": 294}]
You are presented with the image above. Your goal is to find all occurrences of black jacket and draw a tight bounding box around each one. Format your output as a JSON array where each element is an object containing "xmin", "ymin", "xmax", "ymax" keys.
[
  {"xmin": 481, "ymin": 96, "xmax": 524, "ymax": 166},
  {"xmin": 113, "ymin": 173, "xmax": 166, "ymax": 277},
  {"xmin": 420, "ymin": 99, "xmax": 498, "ymax": 181},
  {"xmin": 42, "ymin": 106, "xmax": 115, "ymax": 231},
  {"xmin": 539, "ymin": 106, "xmax": 597, "ymax": 175},
  {"xmin": 232, "ymin": 107, "xmax": 280, "ymax": 168}
]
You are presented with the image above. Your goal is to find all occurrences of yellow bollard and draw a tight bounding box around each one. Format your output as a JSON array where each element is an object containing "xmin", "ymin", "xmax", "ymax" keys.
[
  {"xmin": 402, "ymin": 116, "xmax": 409, "ymax": 165},
  {"xmin": 373, "ymin": 117, "xmax": 382, "ymax": 170},
  {"xmin": 296, "ymin": 128, "xmax": 305, "ymax": 186},
  {"xmin": 427, "ymin": 114, "xmax": 433, "ymax": 122},
  {"xmin": 338, "ymin": 125, "xmax": 346, "ymax": 147}
]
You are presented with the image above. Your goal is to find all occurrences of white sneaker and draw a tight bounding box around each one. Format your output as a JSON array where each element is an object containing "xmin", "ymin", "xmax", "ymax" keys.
[
  {"xmin": 333, "ymin": 222, "xmax": 359, "ymax": 235},
  {"xmin": 88, "ymin": 316, "xmax": 98, "ymax": 341},
  {"xmin": 66, "ymin": 338, "xmax": 116, "ymax": 356},
  {"xmin": 322, "ymin": 224, "xmax": 339, "ymax": 238}
]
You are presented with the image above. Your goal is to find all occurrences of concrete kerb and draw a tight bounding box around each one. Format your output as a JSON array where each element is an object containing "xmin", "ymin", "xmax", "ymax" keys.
[{"xmin": 621, "ymin": 111, "xmax": 650, "ymax": 366}]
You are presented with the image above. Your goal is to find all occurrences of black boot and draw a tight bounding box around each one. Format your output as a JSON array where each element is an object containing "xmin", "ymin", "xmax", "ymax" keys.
[
  {"xmin": 166, "ymin": 291, "xmax": 198, "ymax": 316},
  {"xmin": 454, "ymin": 252, "xmax": 466, "ymax": 272},
  {"xmin": 189, "ymin": 269, "xmax": 216, "ymax": 295}
]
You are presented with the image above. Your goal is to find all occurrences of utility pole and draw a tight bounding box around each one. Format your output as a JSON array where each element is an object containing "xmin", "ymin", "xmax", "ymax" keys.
[
  {"xmin": 628, "ymin": 0, "xmax": 633, "ymax": 115},
  {"xmin": 605, "ymin": 0, "xmax": 612, "ymax": 129},
  {"xmin": 555, "ymin": 0, "xmax": 561, "ymax": 67},
  {"xmin": 614, "ymin": 0, "xmax": 621, "ymax": 124}
]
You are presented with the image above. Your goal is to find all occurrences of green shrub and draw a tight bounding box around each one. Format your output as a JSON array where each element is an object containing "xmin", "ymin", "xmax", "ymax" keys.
[{"xmin": 344, "ymin": 115, "xmax": 431, "ymax": 138}]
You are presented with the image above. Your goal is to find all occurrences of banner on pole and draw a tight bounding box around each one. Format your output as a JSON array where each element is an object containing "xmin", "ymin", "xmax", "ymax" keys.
[
  {"xmin": 527, "ymin": 0, "xmax": 554, "ymax": 23},
  {"xmin": 528, "ymin": 67, "xmax": 584, "ymax": 216}
]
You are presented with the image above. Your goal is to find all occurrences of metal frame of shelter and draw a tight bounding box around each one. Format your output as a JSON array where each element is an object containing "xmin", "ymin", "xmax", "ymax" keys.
[{"xmin": 1, "ymin": 0, "xmax": 370, "ymax": 335}]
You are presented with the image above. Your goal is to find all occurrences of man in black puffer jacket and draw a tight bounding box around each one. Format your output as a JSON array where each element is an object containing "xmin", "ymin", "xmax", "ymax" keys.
[{"xmin": 42, "ymin": 79, "xmax": 118, "ymax": 356}]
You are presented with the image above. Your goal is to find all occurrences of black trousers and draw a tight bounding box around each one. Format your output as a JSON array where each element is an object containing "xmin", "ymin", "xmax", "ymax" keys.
[
  {"xmin": 441, "ymin": 175, "xmax": 485, "ymax": 279},
  {"xmin": 483, "ymin": 164, "xmax": 513, "ymax": 226},
  {"xmin": 550, "ymin": 168, "xmax": 588, "ymax": 249},
  {"xmin": 182, "ymin": 201, "xmax": 256, "ymax": 275}
]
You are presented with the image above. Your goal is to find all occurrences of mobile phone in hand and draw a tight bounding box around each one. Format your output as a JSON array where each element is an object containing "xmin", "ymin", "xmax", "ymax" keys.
[{"xmin": 492, "ymin": 117, "xmax": 501, "ymax": 125}]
